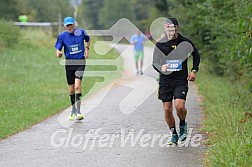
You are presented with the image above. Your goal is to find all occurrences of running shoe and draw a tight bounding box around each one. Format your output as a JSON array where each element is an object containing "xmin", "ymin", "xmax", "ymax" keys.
[
  {"xmin": 68, "ymin": 113, "xmax": 76, "ymax": 120},
  {"xmin": 76, "ymin": 113, "xmax": 84, "ymax": 120},
  {"xmin": 168, "ymin": 133, "xmax": 178, "ymax": 145},
  {"xmin": 179, "ymin": 122, "xmax": 188, "ymax": 141}
]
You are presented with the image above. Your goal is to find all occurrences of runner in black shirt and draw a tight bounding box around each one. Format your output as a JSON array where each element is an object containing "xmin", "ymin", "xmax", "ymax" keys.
[{"xmin": 152, "ymin": 18, "xmax": 200, "ymax": 145}]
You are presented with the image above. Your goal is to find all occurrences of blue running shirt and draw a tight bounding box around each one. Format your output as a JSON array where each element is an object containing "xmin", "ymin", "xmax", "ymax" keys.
[
  {"xmin": 130, "ymin": 34, "xmax": 145, "ymax": 51},
  {"xmin": 55, "ymin": 29, "xmax": 90, "ymax": 59}
]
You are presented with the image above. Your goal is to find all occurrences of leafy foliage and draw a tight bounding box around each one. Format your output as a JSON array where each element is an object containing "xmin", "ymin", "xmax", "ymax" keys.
[
  {"xmin": 168, "ymin": 0, "xmax": 252, "ymax": 91},
  {"xmin": 98, "ymin": 0, "xmax": 134, "ymax": 29},
  {"xmin": 0, "ymin": 0, "xmax": 73, "ymax": 22}
]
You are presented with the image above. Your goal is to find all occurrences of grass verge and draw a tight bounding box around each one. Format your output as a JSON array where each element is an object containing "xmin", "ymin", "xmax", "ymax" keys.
[
  {"xmin": 196, "ymin": 65, "xmax": 252, "ymax": 166},
  {"xmin": 0, "ymin": 28, "xmax": 122, "ymax": 139}
]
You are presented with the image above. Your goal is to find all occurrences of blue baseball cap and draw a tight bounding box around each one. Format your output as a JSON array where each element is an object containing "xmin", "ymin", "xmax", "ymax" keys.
[{"xmin": 64, "ymin": 17, "xmax": 75, "ymax": 26}]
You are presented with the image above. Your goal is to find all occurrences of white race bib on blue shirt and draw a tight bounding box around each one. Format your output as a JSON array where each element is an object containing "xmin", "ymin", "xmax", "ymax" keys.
[{"xmin": 68, "ymin": 44, "xmax": 82, "ymax": 54}]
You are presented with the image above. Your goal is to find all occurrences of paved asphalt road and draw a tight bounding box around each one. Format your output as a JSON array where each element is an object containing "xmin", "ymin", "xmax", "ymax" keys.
[{"xmin": 0, "ymin": 44, "xmax": 206, "ymax": 167}]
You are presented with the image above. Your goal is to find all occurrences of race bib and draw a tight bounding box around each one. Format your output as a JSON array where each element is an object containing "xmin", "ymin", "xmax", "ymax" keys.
[
  {"xmin": 166, "ymin": 59, "xmax": 182, "ymax": 71},
  {"xmin": 68, "ymin": 44, "xmax": 82, "ymax": 54}
]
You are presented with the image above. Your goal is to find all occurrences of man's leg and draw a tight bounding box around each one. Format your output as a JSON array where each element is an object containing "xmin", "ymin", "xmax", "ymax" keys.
[
  {"xmin": 163, "ymin": 102, "xmax": 178, "ymax": 144},
  {"xmin": 174, "ymin": 99, "xmax": 187, "ymax": 120},
  {"xmin": 139, "ymin": 51, "xmax": 144, "ymax": 75},
  {"xmin": 135, "ymin": 61, "xmax": 139, "ymax": 74},
  {"xmin": 66, "ymin": 65, "xmax": 77, "ymax": 120},
  {"xmin": 68, "ymin": 84, "xmax": 75, "ymax": 95},
  {"xmin": 74, "ymin": 65, "xmax": 85, "ymax": 120},
  {"xmin": 134, "ymin": 51, "xmax": 139, "ymax": 74},
  {"xmin": 163, "ymin": 102, "xmax": 175, "ymax": 128},
  {"xmin": 138, "ymin": 58, "xmax": 143, "ymax": 75},
  {"xmin": 68, "ymin": 84, "xmax": 76, "ymax": 113},
  {"xmin": 74, "ymin": 78, "xmax": 82, "ymax": 114},
  {"xmin": 174, "ymin": 99, "xmax": 188, "ymax": 141}
]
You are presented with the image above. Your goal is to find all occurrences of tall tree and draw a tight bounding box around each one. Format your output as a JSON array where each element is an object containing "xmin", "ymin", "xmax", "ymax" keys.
[
  {"xmin": 98, "ymin": 0, "xmax": 134, "ymax": 29},
  {"xmin": 29, "ymin": 0, "xmax": 73, "ymax": 22},
  {"xmin": 167, "ymin": 0, "xmax": 252, "ymax": 89},
  {"xmin": 153, "ymin": 0, "xmax": 169, "ymax": 16},
  {"xmin": 0, "ymin": 0, "xmax": 20, "ymax": 21},
  {"xmin": 80, "ymin": 0, "xmax": 104, "ymax": 29},
  {"xmin": 131, "ymin": 0, "xmax": 152, "ymax": 32},
  {"xmin": 0, "ymin": 0, "xmax": 75, "ymax": 22}
]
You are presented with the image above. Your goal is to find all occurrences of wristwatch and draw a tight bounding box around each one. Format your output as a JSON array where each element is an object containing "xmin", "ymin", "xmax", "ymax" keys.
[{"xmin": 191, "ymin": 70, "xmax": 198, "ymax": 74}]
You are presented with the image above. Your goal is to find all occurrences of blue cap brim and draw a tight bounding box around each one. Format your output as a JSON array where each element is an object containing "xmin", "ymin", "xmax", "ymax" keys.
[{"xmin": 64, "ymin": 22, "xmax": 74, "ymax": 26}]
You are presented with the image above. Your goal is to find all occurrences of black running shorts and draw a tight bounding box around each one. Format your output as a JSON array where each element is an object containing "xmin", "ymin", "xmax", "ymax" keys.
[
  {"xmin": 65, "ymin": 65, "xmax": 85, "ymax": 85},
  {"xmin": 158, "ymin": 83, "xmax": 188, "ymax": 102}
]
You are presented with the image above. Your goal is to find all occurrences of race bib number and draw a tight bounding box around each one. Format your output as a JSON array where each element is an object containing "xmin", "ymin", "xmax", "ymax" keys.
[
  {"xmin": 68, "ymin": 44, "xmax": 82, "ymax": 54},
  {"xmin": 166, "ymin": 59, "xmax": 182, "ymax": 71}
]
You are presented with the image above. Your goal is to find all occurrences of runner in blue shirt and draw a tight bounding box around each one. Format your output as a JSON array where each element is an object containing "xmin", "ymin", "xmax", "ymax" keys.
[
  {"xmin": 130, "ymin": 30, "xmax": 146, "ymax": 75},
  {"xmin": 55, "ymin": 16, "xmax": 90, "ymax": 120}
]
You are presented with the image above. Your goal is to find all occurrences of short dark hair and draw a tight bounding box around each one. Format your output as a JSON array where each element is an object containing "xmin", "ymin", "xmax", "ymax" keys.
[{"xmin": 165, "ymin": 18, "xmax": 179, "ymax": 26}]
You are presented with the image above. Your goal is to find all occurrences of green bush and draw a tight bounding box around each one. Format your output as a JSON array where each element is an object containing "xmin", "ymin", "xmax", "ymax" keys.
[
  {"xmin": 168, "ymin": 0, "xmax": 252, "ymax": 91},
  {"xmin": 0, "ymin": 19, "xmax": 21, "ymax": 52}
]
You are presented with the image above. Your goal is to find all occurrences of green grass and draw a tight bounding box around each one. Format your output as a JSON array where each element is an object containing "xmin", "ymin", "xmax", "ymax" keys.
[
  {"xmin": 0, "ymin": 28, "xmax": 122, "ymax": 139},
  {"xmin": 196, "ymin": 65, "xmax": 252, "ymax": 166}
]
